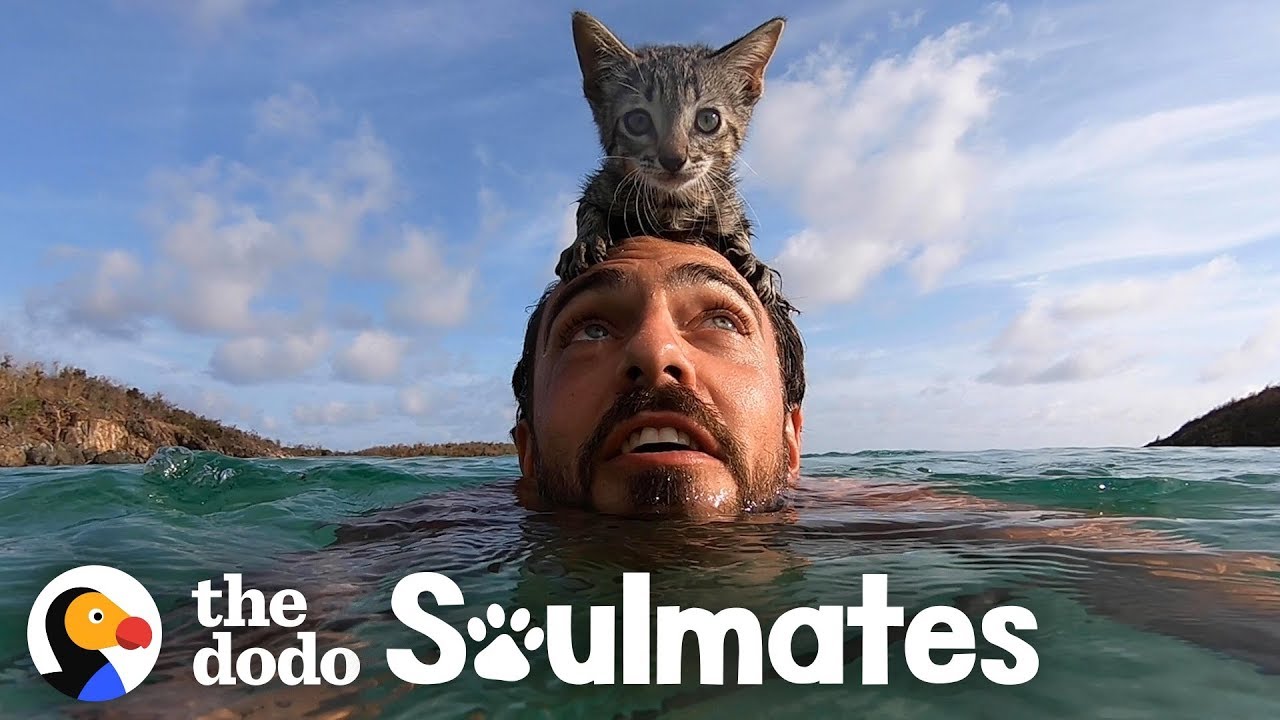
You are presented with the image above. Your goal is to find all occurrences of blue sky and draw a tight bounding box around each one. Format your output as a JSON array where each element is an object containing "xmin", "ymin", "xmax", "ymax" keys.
[{"xmin": 2, "ymin": 0, "xmax": 1278, "ymax": 453}]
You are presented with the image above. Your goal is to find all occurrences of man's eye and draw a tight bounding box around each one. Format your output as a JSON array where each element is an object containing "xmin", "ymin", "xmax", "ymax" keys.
[
  {"xmin": 704, "ymin": 314, "xmax": 739, "ymax": 331},
  {"xmin": 572, "ymin": 323, "xmax": 610, "ymax": 341}
]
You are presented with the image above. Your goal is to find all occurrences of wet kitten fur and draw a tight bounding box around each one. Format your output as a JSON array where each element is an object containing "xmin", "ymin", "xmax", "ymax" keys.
[{"xmin": 556, "ymin": 11, "xmax": 785, "ymax": 303}]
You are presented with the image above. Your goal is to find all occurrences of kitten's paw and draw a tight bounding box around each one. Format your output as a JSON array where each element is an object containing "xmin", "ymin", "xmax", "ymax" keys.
[
  {"xmin": 556, "ymin": 242, "xmax": 588, "ymax": 281},
  {"xmin": 755, "ymin": 272, "xmax": 780, "ymax": 306},
  {"xmin": 584, "ymin": 235, "xmax": 609, "ymax": 266},
  {"xmin": 723, "ymin": 245, "xmax": 781, "ymax": 306}
]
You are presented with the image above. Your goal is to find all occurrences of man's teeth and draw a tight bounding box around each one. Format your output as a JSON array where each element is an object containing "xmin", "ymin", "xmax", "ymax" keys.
[{"xmin": 621, "ymin": 426, "xmax": 700, "ymax": 453}]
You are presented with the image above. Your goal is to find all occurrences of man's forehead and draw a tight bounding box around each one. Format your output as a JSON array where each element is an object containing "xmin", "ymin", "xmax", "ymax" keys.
[{"xmin": 538, "ymin": 239, "xmax": 762, "ymax": 340}]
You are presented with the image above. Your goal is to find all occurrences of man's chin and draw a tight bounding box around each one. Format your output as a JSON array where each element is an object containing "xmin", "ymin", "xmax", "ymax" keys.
[{"xmin": 589, "ymin": 463, "xmax": 742, "ymax": 519}]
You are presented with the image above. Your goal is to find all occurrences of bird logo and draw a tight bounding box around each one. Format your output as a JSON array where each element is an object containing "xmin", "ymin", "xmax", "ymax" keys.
[{"xmin": 27, "ymin": 565, "xmax": 162, "ymax": 702}]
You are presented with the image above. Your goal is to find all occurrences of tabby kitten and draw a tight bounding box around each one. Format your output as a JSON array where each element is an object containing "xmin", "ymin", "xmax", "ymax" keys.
[{"xmin": 555, "ymin": 11, "xmax": 785, "ymax": 304}]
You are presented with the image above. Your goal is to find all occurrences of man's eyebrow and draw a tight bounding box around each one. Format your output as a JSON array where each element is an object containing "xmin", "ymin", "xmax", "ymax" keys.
[
  {"xmin": 542, "ymin": 267, "xmax": 630, "ymax": 345},
  {"xmin": 665, "ymin": 261, "xmax": 762, "ymax": 325}
]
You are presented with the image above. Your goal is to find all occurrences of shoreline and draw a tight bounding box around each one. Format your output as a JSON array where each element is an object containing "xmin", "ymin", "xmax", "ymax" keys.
[{"xmin": 1, "ymin": 439, "xmax": 518, "ymax": 468}]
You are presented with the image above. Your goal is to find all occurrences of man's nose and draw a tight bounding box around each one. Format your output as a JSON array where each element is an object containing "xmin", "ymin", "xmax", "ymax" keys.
[{"xmin": 621, "ymin": 310, "xmax": 696, "ymax": 388}]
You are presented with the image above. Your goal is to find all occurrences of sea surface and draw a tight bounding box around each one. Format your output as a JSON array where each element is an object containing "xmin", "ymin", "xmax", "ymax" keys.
[{"xmin": 1, "ymin": 446, "xmax": 1279, "ymax": 719}]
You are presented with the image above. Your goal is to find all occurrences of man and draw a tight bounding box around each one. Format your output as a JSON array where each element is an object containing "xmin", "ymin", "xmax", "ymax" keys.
[
  {"xmin": 506, "ymin": 233, "xmax": 1280, "ymax": 669},
  {"xmin": 510, "ymin": 235, "xmax": 805, "ymax": 518},
  {"xmin": 503, "ymin": 235, "xmax": 1277, "ymax": 558}
]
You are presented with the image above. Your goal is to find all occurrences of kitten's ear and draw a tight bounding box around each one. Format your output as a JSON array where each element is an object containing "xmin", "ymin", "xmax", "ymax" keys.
[
  {"xmin": 713, "ymin": 16, "xmax": 785, "ymax": 102},
  {"xmin": 572, "ymin": 11, "xmax": 634, "ymax": 97}
]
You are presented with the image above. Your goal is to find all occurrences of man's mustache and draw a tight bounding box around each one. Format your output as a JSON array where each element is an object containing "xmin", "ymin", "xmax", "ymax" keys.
[{"xmin": 576, "ymin": 384, "xmax": 746, "ymax": 481}]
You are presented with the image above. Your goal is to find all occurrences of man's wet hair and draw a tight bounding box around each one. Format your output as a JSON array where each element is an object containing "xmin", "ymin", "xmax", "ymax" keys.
[{"xmin": 510, "ymin": 244, "xmax": 806, "ymax": 437}]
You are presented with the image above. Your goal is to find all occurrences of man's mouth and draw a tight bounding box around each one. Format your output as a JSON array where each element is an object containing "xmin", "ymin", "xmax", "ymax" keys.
[
  {"xmin": 601, "ymin": 412, "xmax": 722, "ymax": 464},
  {"xmin": 620, "ymin": 426, "xmax": 701, "ymax": 454}
]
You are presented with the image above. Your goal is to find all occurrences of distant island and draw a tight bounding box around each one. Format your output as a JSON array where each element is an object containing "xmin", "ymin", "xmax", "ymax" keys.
[
  {"xmin": 0, "ymin": 356, "xmax": 515, "ymax": 468},
  {"xmin": 1147, "ymin": 384, "xmax": 1280, "ymax": 447}
]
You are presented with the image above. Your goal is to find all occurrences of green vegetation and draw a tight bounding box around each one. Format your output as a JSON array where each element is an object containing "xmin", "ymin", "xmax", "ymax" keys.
[
  {"xmin": 0, "ymin": 356, "xmax": 515, "ymax": 467},
  {"xmin": 1147, "ymin": 384, "xmax": 1280, "ymax": 447}
]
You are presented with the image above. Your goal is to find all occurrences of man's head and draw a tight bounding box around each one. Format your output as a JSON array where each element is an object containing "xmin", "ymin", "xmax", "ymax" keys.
[{"xmin": 510, "ymin": 236, "xmax": 806, "ymax": 518}]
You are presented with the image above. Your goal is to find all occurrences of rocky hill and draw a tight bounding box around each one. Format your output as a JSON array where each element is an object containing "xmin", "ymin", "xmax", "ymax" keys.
[
  {"xmin": 0, "ymin": 357, "xmax": 514, "ymax": 467},
  {"xmin": 1147, "ymin": 385, "xmax": 1280, "ymax": 447}
]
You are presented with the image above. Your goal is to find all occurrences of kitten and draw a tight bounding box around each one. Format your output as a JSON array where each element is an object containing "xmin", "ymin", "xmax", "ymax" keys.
[{"xmin": 555, "ymin": 11, "xmax": 785, "ymax": 304}]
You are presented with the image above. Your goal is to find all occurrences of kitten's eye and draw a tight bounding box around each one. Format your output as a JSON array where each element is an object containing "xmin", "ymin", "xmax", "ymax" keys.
[
  {"xmin": 622, "ymin": 110, "xmax": 652, "ymax": 136},
  {"xmin": 695, "ymin": 108, "xmax": 721, "ymax": 134}
]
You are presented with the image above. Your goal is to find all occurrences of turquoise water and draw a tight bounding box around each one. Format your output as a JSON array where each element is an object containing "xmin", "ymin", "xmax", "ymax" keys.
[{"xmin": 2, "ymin": 446, "xmax": 1279, "ymax": 718}]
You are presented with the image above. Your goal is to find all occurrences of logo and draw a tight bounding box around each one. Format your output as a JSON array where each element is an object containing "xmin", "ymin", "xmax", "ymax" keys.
[
  {"xmin": 27, "ymin": 565, "xmax": 162, "ymax": 701},
  {"xmin": 183, "ymin": 572, "xmax": 1037, "ymax": 689}
]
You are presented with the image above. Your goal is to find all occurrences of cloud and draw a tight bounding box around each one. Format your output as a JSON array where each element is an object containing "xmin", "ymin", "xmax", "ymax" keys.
[
  {"xmin": 749, "ymin": 3, "xmax": 1280, "ymax": 309},
  {"xmin": 800, "ymin": 363, "xmax": 1242, "ymax": 451},
  {"xmin": 889, "ymin": 9, "xmax": 925, "ymax": 31},
  {"xmin": 31, "ymin": 87, "xmax": 477, "ymax": 387},
  {"xmin": 979, "ymin": 345, "xmax": 1137, "ymax": 386},
  {"xmin": 209, "ymin": 330, "xmax": 330, "ymax": 384},
  {"xmin": 333, "ymin": 330, "xmax": 408, "ymax": 384},
  {"xmin": 158, "ymin": 384, "xmax": 264, "ymax": 427},
  {"xmin": 391, "ymin": 374, "xmax": 516, "ymax": 440},
  {"xmin": 27, "ymin": 250, "xmax": 149, "ymax": 339},
  {"xmin": 275, "ymin": 118, "xmax": 398, "ymax": 266},
  {"xmin": 385, "ymin": 227, "xmax": 475, "ymax": 329},
  {"xmin": 398, "ymin": 386, "xmax": 431, "ymax": 418},
  {"xmin": 292, "ymin": 400, "xmax": 385, "ymax": 427},
  {"xmin": 253, "ymin": 83, "xmax": 337, "ymax": 138},
  {"xmin": 58, "ymin": 114, "xmax": 399, "ymax": 338},
  {"xmin": 955, "ymin": 95, "xmax": 1280, "ymax": 285},
  {"xmin": 749, "ymin": 20, "xmax": 1004, "ymax": 305},
  {"xmin": 993, "ymin": 257, "xmax": 1239, "ymax": 351},
  {"xmin": 981, "ymin": 256, "xmax": 1244, "ymax": 386},
  {"xmin": 122, "ymin": 0, "xmax": 274, "ymax": 37},
  {"xmin": 1201, "ymin": 313, "xmax": 1280, "ymax": 382},
  {"xmin": 215, "ymin": 0, "xmax": 541, "ymax": 73},
  {"xmin": 286, "ymin": 372, "xmax": 512, "ymax": 444}
]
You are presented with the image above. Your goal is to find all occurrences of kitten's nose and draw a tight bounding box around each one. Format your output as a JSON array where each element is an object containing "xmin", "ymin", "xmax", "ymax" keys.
[{"xmin": 658, "ymin": 152, "xmax": 687, "ymax": 172}]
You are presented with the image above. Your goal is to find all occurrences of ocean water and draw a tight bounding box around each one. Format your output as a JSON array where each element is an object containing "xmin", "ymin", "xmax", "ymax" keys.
[{"xmin": 1, "ymin": 446, "xmax": 1278, "ymax": 719}]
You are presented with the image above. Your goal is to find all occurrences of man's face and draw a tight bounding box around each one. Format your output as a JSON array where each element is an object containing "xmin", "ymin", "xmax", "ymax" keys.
[{"xmin": 514, "ymin": 237, "xmax": 803, "ymax": 518}]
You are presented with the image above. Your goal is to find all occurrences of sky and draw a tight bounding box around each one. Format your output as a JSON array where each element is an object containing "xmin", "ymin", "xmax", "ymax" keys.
[{"xmin": 1, "ymin": 0, "xmax": 1278, "ymax": 453}]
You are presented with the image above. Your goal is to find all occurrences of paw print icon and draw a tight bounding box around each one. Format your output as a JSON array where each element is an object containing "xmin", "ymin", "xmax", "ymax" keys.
[{"xmin": 468, "ymin": 605, "xmax": 545, "ymax": 682}]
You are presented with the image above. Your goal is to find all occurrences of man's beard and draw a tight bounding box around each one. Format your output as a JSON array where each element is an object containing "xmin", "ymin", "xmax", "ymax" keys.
[{"xmin": 531, "ymin": 384, "xmax": 791, "ymax": 515}]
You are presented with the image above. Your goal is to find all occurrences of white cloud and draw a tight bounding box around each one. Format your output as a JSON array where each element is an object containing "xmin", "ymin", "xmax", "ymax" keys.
[
  {"xmin": 278, "ymin": 118, "xmax": 398, "ymax": 266},
  {"xmin": 979, "ymin": 345, "xmax": 1138, "ymax": 386},
  {"xmin": 889, "ymin": 9, "xmax": 925, "ymax": 31},
  {"xmin": 398, "ymin": 386, "xmax": 431, "ymax": 417},
  {"xmin": 31, "ymin": 90, "xmax": 479, "ymax": 390},
  {"xmin": 1201, "ymin": 313, "xmax": 1280, "ymax": 382},
  {"xmin": 1003, "ymin": 96, "xmax": 1280, "ymax": 191},
  {"xmin": 793, "ymin": 244, "xmax": 1280, "ymax": 450},
  {"xmin": 800, "ymin": 363, "xmax": 1244, "ymax": 451},
  {"xmin": 209, "ymin": 330, "xmax": 330, "ymax": 384},
  {"xmin": 190, "ymin": 0, "xmax": 269, "ymax": 33},
  {"xmin": 385, "ymin": 227, "xmax": 475, "ymax": 328},
  {"xmin": 982, "ymin": 256, "xmax": 1243, "ymax": 386},
  {"xmin": 160, "ymin": 384, "xmax": 263, "ymax": 426},
  {"xmin": 28, "ymin": 250, "xmax": 149, "ymax": 338},
  {"xmin": 749, "ymin": 4, "xmax": 1280, "ymax": 308},
  {"xmin": 110, "ymin": 116, "xmax": 397, "ymax": 336},
  {"xmin": 333, "ymin": 330, "xmax": 407, "ymax": 384},
  {"xmin": 955, "ymin": 94, "xmax": 1280, "ymax": 284},
  {"xmin": 749, "ymin": 21, "xmax": 1003, "ymax": 305},
  {"xmin": 292, "ymin": 400, "xmax": 385, "ymax": 427},
  {"xmin": 123, "ymin": 0, "xmax": 274, "ymax": 37},
  {"xmin": 253, "ymin": 83, "xmax": 336, "ymax": 138}
]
